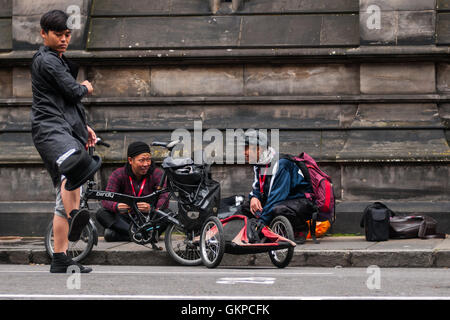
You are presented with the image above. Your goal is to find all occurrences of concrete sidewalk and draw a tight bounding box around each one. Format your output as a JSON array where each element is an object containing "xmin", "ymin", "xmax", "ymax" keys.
[{"xmin": 0, "ymin": 235, "xmax": 449, "ymax": 268}]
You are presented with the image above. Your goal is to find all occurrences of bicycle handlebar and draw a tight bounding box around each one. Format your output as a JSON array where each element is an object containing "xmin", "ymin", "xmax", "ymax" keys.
[{"xmin": 96, "ymin": 138, "xmax": 110, "ymax": 148}]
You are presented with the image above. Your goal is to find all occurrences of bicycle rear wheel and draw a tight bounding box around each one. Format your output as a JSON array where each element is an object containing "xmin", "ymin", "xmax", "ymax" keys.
[
  {"xmin": 164, "ymin": 223, "xmax": 202, "ymax": 266},
  {"xmin": 45, "ymin": 219, "xmax": 95, "ymax": 262}
]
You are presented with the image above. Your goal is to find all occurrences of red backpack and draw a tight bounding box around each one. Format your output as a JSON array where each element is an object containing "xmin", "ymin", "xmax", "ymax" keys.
[{"xmin": 282, "ymin": 152, "xmax": 336, "ymax": 224}]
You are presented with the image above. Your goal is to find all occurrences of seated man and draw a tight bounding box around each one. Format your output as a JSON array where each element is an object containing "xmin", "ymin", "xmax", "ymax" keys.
[
  {"xmin": 96, "ymin": 141, "xmax": 168, "ymax": 241},
  {"xmin": 238, "ymin": 131, "xmax": 314, "ymax": 242}
]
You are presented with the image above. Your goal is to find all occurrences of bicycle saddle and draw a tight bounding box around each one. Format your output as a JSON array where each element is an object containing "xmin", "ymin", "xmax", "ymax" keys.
[
  {"xmin": 152, "ymin": 140, "xmax": 181, "ymax": 151},
  {"xmin": 162, "ymin": 156, "xmax": 194, "ymax": 168},
  {"xmin": 151, "ymin": 141, "xmax": 169, "ymax": 148}
]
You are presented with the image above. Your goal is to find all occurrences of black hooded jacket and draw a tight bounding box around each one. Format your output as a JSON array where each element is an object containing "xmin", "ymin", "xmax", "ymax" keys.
[{"xmin": 30, "ymin": 46, "xmax": 89, "ymax": 187}]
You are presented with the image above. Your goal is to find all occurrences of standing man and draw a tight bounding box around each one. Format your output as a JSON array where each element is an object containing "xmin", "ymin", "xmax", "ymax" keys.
[{"xmin": 31, "ymin": 10, "xmax": 98, "ymax": 273}]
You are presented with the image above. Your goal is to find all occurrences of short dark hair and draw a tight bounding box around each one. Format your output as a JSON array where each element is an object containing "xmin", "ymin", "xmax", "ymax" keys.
[{"xmin": 40, "ymin": 10, "xmax": 69, "ymax": 33}]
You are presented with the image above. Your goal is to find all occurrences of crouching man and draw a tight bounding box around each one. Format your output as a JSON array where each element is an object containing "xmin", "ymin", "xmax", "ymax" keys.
[
  {"xmin": 96, "ymin": 141, "xmax": 169, "ymax": 242},
  {"xmin": 239, "ymin": 131, "xmax": 315, "ymax": 243}
]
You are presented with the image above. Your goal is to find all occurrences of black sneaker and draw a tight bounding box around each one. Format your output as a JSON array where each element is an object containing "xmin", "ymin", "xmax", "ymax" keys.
[
  {"xmin": 50, "ymin": 252, "xmax": 92, "ymax": 273},
  {"xmin": 68, "ymin": 209, "xmax": 90, "ymax": 242}
]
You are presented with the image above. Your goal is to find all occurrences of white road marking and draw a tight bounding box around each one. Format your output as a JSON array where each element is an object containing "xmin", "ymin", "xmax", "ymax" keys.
[
  {"xmin": 0, "ymin": 294, "xmax": 448, "ymax": 300},
  {"xmin": 216, "ymin": 277, "xmax": 276, "ymax": 284},
  {"xmin": 0, "ymin": 269, "xmax": 334, "ymax": 276}
]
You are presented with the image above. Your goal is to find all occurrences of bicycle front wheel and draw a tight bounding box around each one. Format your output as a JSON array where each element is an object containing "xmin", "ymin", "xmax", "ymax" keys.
[
  {"xmin": 200, "ymin": 216, "xmax": 225, "ymax": 269},
  {"xmin": 45, "ymin": 219, "xmax": 95, "ymax": 262},
  {"xmin": 268, "ymin": 215, "xmax": 295, "ymax": 268},
  {"xmin": 164, "ymin": 223, "xmax": 202, "ymax": 266}
]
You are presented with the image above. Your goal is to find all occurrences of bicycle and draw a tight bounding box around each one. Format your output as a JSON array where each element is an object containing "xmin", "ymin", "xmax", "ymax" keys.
[
  {"xmin": 44, "ymin": 138, "xmax": 109, "ymax": 262},
  {"xmin": 45, "ymin": 139, "xmax": 218, "ymax": 266}
]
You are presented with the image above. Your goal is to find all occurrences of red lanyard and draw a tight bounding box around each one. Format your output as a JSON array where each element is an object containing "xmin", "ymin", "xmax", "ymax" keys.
[
  {"xmin": 129, "ymin": 176, "xmax": 147, "ymax": 197},
  {"xmin": 259, "ymin": 165, "xmax": 269, "ymax": 195}
]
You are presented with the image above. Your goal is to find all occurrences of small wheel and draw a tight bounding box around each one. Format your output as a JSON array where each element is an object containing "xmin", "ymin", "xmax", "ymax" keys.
[
  {"xmin": 200, "ymin": 216, "xmax": 225, "ymax": 269},
  {"xmin": 45, "ymin": 218, "xmax": 95, "ymax": 262},
  {"xmin": 164, "ymin": 223, "xmax": 202, "ymax": 266},
  {"xmin": 268, "ymin": 215, "xmax": 295, "ymax": 268}
]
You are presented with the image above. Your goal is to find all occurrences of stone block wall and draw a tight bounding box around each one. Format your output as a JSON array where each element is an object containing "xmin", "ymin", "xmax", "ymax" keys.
[{"xmin": 0, "ymin": 0, "xmax": 449, "ymax": 235}]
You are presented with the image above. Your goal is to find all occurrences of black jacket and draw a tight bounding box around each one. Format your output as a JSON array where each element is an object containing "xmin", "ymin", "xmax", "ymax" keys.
[{"xmin": 31, "ymin": 46, "xmax": 89, "ymax": 187}]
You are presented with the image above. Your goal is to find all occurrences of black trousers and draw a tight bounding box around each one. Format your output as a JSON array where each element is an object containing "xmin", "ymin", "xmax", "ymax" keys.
[
  {"xmin": 237, "ymin": 197, "xmax": 314, "ymax": 232},
  {"xmin": 95, "ymin": 208, "xmax": 131, "ymax": 238}
]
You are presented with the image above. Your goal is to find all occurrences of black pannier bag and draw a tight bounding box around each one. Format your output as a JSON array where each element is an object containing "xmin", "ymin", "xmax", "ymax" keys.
[
  {"xmin": 163, "ymin": 157, "xmax": 220, "ymax": 232},
  {"xmin": 360, "ymin": 202, "xmax": 394, "ymax": 241},
  {"xmin": 390, "ymin": 215, "xmax": 446, "ymax": 239}
]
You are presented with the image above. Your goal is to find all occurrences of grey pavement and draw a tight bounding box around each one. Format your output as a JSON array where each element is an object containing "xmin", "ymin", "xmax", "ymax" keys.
[{"xmin": 0, "ymin": 235, "xmax": 449, "ymax": 268}]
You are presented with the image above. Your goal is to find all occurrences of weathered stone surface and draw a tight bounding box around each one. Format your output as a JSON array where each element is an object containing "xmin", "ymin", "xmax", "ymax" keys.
[
  {"xmin": 350, "ymin": 251, "xmax": 434, "ymax": 267},
  {"xmin": 360, "ymin": 63, "xmax": 435, "ymax": 94},
  {"xmin": 0, "ymin": 132, "xmax": 41, "ymax": 163},
  {"xmin": 434, "ymin": 251, "xmax": 450, "ymax": 267},
  {"xmin": 151, "ymin": 65, "xmax": 243, "ymax": 96},
  {"xmin": 437, "ymin": 13, "xmax": 450, "ymax": 44},
  {"xmin": 360, "ymin": 0, "xmax": 436, "ymax": 45},
  {"xmin": 240, "ymin": 15, "xmax": 321, "ymax": 47},
  {"xmin": 338, "ymin": 129, "xmax": 450, "ymax": 162},
  {"xmin": 0, "ymin": 106, "xmax": 31, "ymax": 131},
  {"xmin": 92, "ymin": 0, "xmax": 210, "ymax": 15},
  {"xmin": 0, "ymin": 0, "xmax": 12, "ymax": 17},
  {"xmin": 0, "ymin": 18, "xmax": 12, "ymax": 51},
  {"xmin": 88, "ymin": 16, "xmax": 241, "ymax": 49},
  {"xmin": 438, "ymin": 0, "xmax": 450, "ymax": 10},
  {"xmin": 88, "ymin": 66, "xmax": 151, "ymax": 97},
  {"xmin": 437, "ymin": 63, "xmax": 450, "ymax": 92},
  {"xmin": 244, "ymin": 64, "xmax": 360, "ymax": 96},
  {"xmin": 0, "ymin": 166, "xmax": 54, "ymax": 201},
  {"xmin": 0, "ymin": 68, "xmax": 12, "ymax": 98},
  {"xmin": 397, "ymin": 10, "xmax": 435, "ymax": 44},
  {"xmin": 351, "ymin": 104, "xmax": 443, "ymax": 128},
  {"xmin": 242, "ymin": 0, "xmax": 359, "ymax": 13},
  {"xmin": 360, "ymin": 10, "xmax": 397, "ymax": 45},
  {"xmin": 89, "ymin": 13, "xmax": 358, "ymax": 49},
  {"xmin": 440, "ymin": 104, "xmax": 450, "ymax": 127},
  {"xmin": 88, "ymin": 104, "xmax": 357, "ymax": 131},
  {"xmin": 320, "ymin": 14, "xmax": 360, "ymax": 46},
  {"xmin": 360, "ymin": 0, "xmax": 436, "ymax": 11},
  {"xmin": 12, "ymin": 67, "xmax": 32, "ymax": 98},
  {"xmin": 12, "ymin": 0, "xmax": 90, "ymax": 50},
  {"xmin": 341, "ymin": 164, "xmax": 450, "ymax": 201}
]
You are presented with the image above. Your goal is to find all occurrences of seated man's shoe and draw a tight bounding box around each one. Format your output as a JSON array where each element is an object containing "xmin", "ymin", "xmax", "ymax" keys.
[
  {"xmin": 68, "ymin": 209, "xmax": 90, "ymax": 242},
  {"xmin": 50, "ymin": 252, "xmax": 92, "ymax": 273},
  {"xmin": 294, "ymin": 231, "xmax": 306, "ymax": 245}
]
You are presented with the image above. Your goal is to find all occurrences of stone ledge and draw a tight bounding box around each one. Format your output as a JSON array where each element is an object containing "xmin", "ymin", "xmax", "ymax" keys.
[{"xmin": 1, "ymin": 46, "xmax": 450, "ymax": 65}]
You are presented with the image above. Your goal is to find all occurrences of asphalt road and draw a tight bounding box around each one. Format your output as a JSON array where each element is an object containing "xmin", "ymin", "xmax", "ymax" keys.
[{"xmin": 0, "ymin": 265, "xmax": 449, "ymax": 300}]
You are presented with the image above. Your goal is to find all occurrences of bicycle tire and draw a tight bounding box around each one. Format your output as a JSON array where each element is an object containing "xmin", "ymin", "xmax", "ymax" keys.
[
  {"xmin": 268, "ymin": 215, "xmax": 295, "ymax": 268},
  {"xmin": 200, "ymin": 216, "xmax": 225, "ymax": 269},
  {"xmin": 164, "ymin": 223, "xmax": 202, "ymax": 266},
  {"xmin": 45, "ymin": 218, "xmax": 96, "ymax": 262}
]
